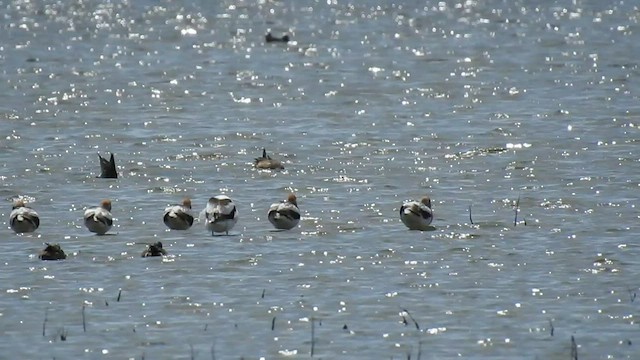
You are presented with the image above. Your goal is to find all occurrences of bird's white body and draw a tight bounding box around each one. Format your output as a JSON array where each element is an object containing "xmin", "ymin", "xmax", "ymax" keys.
[
  {"xmin": 400, "ymin": 197, "xmax": 433, "ymax": 231},
  {"xmin": 201, "ymin": 195, "xmax": 238, "ymax": 235}
]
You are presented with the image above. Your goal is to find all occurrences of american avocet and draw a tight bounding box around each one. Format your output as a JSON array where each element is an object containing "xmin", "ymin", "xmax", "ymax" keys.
[
  {"xmin": 9, "ymin": 199, "xmax": 40, "ymax": 233},
  {"xmin": 163, "ymin": 198, "xmax": 194, "ymax": 230},
  {"xmin": 268, "ymin": 193, "xmax": 301, "ymax": 230},
  {"xmin": 400, "ymin": 196, "xmax": 434, "ymax": 231},
  {"xmin": 84, "ymin": 199, "xmax": 113, "ymax": 235},
  {"xmin": 201, "ymin": 195, "xmax": 238, "ymax": 236}
]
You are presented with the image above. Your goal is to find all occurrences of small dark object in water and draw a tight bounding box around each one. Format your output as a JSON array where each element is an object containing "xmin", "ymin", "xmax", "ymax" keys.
[
  {"xmin": 141, "ymin": 241, "xmax": 167, "ymax": 257},
  {"xmin": 98, "ymin": 153, "xmax": 117, "ymax": 178},
  {"xmin": 254, "ymin": 148, "xmax": 284, "ymax": 170},
  {"xmin": 39, "ymin": 243, "xmax": 66, "ymax": 260},
  {"xmin": 59, "ymin": 327, "xmax": 67, "ymax": 341},
  {"xmin": 265, "ymin": 32, "xmax": 290, "ymax": 43}
]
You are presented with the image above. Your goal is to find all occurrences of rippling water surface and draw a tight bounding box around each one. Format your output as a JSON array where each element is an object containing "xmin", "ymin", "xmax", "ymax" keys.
[{"xmin": 1, "ymin": 0, "xmax": 639, "ymax": 358}]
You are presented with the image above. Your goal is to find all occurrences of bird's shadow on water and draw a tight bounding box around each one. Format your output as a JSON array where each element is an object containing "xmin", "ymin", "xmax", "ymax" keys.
[
  {"xmin": 411, "ymin": 226, "xmax": 436, "ymax": 232},
  {"xmin": 12, "ymin": 232, "xmax": 41, "ymax": 238}
]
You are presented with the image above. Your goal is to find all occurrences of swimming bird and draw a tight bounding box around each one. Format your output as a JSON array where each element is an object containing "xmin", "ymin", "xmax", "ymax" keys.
[
  {"xmin": 163, "ymin": 198, "xmax": 194, "ymax": 230},
  {"xmin": 97, "ymin": 153, "xmax": 117, "ymax": 178},
  {"xmin": 268, "ymin": 193, "xmax": 301, "ymax": 230},
  {"xmin": 200, "ymin": 195, "xmax": 238, "ymax": 236},
  {"xmin": 141, "ymin": 241, "xmax": 167, "ymax": 257},
  {"xmin": 400, "ymin": 196, "xmax": 434, "ymax": 231},
  {"xmin": 9, "ymin": 199, "xmax": 40, "ymax": 233},
  {"xmin": 84, "ymin": 199, "xmax": 113, "ymax": 235},
  {"xmin": 39, "ymin": 243, "xmax": 67, "ymax": 260},
  {"xmin": 265, "ymin": 32, "xmax": 290, "ymax": 43},
  {"xmin": 254, "ymin": 148, "xmax": 284, "ymax": 170}
]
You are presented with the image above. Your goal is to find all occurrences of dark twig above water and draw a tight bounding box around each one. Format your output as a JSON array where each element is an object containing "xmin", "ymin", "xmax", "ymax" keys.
[
  {"xmin": 401, "ymin": 308, "xmax": 420, "ymax": 330},
  {"xmin": 97, "ymin": 153, "xmax": 117, "ymax": 178},
  {"xmin": 468, "ymin": 204, "xmax": 474, "ymax": 225},
  {"xmin": 311, "ymin": 317, "xmax": 316, "ymax": 357},
  {"xmin": 514, "ymin": 195, "xmax": 520, "ymax": 226},
  {"xmin": 549, "ymin": 319, "xmax": 554, "ymax": 336},
  {"xmin": 82, "ymin": 305, "xmax": 86, "ymax": 332},
  {"xmin": 42, "ymin": 309, "xmax": 48, "ymax": 336},
  {"xmin": 117, "ymin": 289, "xmax": 122, "ymax": 302},
  {"xmin": 571, "ymin": 336, "xmax": 578, "ymax": 360}
]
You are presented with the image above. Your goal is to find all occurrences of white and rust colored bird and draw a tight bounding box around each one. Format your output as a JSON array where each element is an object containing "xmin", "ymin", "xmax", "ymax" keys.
[
  {"xmin": 200, "ymin": 195, "xmax": 238, "ymax": 236},
  {"xmin": 163, "ymin": 198, "xmax": 194, "ymax": 230},
  {"xmin": 10, "ymin": 199, "xmax": 40, "ymax": 233},
  {"xmin": 84, "ymin": 199, "xmax": 113, "ymax": 235},
  {"xmin": 400, "ymin": 196, "xmax": 433, "ymax": 231},
  {"xmin": 267, "ymin": 193, "xmax": 301, "ymax": 230}
]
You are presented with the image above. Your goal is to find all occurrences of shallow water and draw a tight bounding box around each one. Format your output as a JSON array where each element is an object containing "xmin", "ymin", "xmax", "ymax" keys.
[{"xmin": 1, "ymin": 0, "xmax": 639, "ymax": 358}]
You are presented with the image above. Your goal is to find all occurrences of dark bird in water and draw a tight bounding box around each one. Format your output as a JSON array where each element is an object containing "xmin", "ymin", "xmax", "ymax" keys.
[
  {"xmin": 98, "ymin": 153, "xmax": 117, "ymax": 178},
  {"xmin": 39, "ymin": 243, "xmax": 67, "ymax": 260},
  {"xmin": 265, "ymin": 32, "xmax": 290, "ymax": 43},
  {"xmin": 141, "ymin": 241, "xmax": 167, "ymax": 257},
  {"xmin": 254, "ymin": 148, "xmax": 284, "ymax": 170}
]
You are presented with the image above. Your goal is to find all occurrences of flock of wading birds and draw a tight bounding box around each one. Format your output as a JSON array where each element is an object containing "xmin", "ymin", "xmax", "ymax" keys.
[{"xmin": 10, "ymin": 149, "xmax": 434, "ymax": 261}]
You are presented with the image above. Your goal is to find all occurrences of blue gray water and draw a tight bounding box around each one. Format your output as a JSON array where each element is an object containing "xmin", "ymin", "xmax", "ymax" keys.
[{"xmin": 1, "ymin": 0, "xmax": 639, "ymax": 358}]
